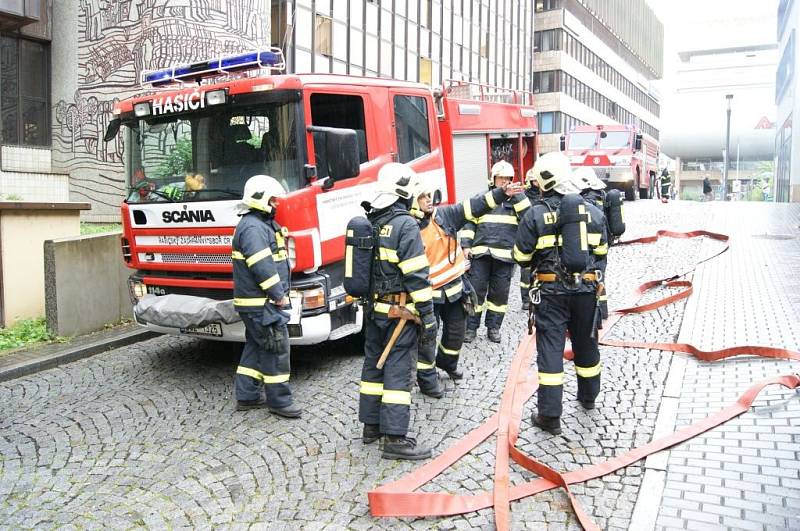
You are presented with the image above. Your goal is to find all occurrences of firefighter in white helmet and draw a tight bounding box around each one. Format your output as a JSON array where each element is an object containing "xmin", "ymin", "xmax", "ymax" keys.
[
  {"xmin": 519, "ymin": 165, "xmax": 545, "ymax": 311},
  {"xmin": 572, "ymin": 167, "xmax": 610, "ymax": 322},
  {"xmin": 461, "ymin": 160, "xmax": 530, "ymax": 344},
  {"xmin": 359, "ymin": 162, "xmax": 436, "ymax": 460},
  {"xmin": 231, "ymin": 175, "xmax": 301, "ymax": 418},
  {"xmin": 513, "ymin": 152, "xmax": 607, "ymax": 436}
]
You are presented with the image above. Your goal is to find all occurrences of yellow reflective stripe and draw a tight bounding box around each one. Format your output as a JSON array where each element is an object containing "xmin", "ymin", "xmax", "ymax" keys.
[
  {"xmin": 598, "ymin": 294, "xmax": 608, "ymax": 301},
  {"xmin": 587, "ymin": 233, "xmax": 602, "ymax": 246},
  {"xmin": 382, "ymin": 389, "xmax": 411, "ymax": 405},
  {"xmin": 236, "ymin": 366, "xmax": 264, "ymax": 381},
  {"xmin": 399, "ymin": 254, "xmax": 429, "ymax": 274},
  {"xmin": 232, "ymin": 251, "xmax": 246, "ymax": 260},
  {"xmin": 489, "ymin": 247, "xmax": 513, "ymax": 260},
  {"xmin": 461, "ymin": 229, "xmax": 475, "ymax": 239},
  {"xmin": 417, "ymin": 360, "xmax": 435, "ymax": 370},
  {"xmin": 463, "ymin": 197, "xmax": 474, "ymax": 221},
  {"xmin": 520, "ymin": 281, "xmax": 530, "ymax": 288},
  {"xmin": 575, "ymin": 363, "xmax": 601, "ymax": 378},
  {"xmin": 431, "ymin": 288, "xmax": 443, "ymax": 298},
  {"xmin": 593, "ymin": 243, "xmax": 608, "ymax": 256},
  {"xmin": 513, "ymin": 244, "xmax": 533, "ymax": 262},
  {"xmin": 474, "ymin": 301, "xmax": 485, "ymax": 312},
  {"xmin": 345, "ymin": 246, "xmax": 354, "ymax": 277},
  {"xmin": 438, "ymin": 341, "xmax": 459, "ymax": 355},
  {"xmin": 273, "ymin": 250, "xmax": 288, "ymax": 262},
  {"xmin": 535, "ymin": 235, "xmax": 562, "ymax": 249},
  {"xmin": 477, "ymin": 214, "xmax": 518, "ymax": 225},
  {"xmin": 409, "ymin": 286, "xmax": 433, "ymax": 302},
  {"xmin": 444, "ymin": 282, "xmax": 463, "ymax": 298},
  {"xmin": 514, "ymin": 197, "xmax": 531, "ymax": 212},
  {"xmin": 379, "ymin": 247, "xmax": 399, "ymax": 263},
  {"xmin": 578, "ymin": 204, "xmax": 588, "ymax": 250},
  {"xmin": 259, "ymin": 274, "xmax": 281, "ymax": 290},
  {"xmin": 246, "ymin": 247, "xmax": 272, "ymax": 266},
  {"xmin": 234, "ymin": 297, "xmax": 268, "ymax": 306},
  {"xmin": 263, "ymin": 373, "xmax": 290, "ymax": 384},
  {"xmin": 486, "ymin": 301, "xmax": 507, "ymax": 313},
  {"xmin": 538, "ymin": 372, "xmax": 564, "ymax": 386},
  {"xmin": 373, "ymin": 301, "xmax": 417, "ymax": 314},
  {"xmin": 484, "ymin": 191, "xmax": 497, "ymax": 209},
  {"xmin": 360, "ymin": 381, "xmax": 384, "ymax": 396}
]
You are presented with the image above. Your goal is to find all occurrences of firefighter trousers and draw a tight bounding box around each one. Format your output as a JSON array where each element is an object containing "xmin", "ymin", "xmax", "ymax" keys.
[
  {"xmin": 359, "ymin": 312, "xmax": 417, "ymax": 436},
  {"xmin": 433, "ymin": 298, "xmax": 467, "ymax": 373},
  {"xmin": 235, "ymin": 312, "xmax": 293, "ymax": 408},
  {"xmin": 467, "ymin": 255, "xmax": 514, "ymax": 331},
  {"xmin": 533, "ymin": 293, "xmax": 601, "ymax": 418},
  {"xmin": 520, "ymin": 266, "xmax": 532, "ymax": 304}
]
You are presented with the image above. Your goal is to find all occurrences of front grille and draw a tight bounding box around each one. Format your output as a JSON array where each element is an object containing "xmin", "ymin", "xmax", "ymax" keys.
[{"xmin": 160, "ymin": 253, "xmax": 232, "ymax": 265}]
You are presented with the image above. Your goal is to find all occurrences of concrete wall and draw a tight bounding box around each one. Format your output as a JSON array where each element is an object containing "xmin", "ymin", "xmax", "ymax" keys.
[
  {"xmin": 44, "ymin": 231, "xmax": 132, "ymax": 337},
  {"xmin": 0, "ymin": 204, "xmax": 85, "ymax": 327}
]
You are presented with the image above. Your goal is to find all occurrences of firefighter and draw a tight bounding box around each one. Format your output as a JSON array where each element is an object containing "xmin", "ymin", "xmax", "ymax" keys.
[
  {"xmin": 410, "ymin": 176, "xmax": 524, "ymax": 392},
  {"xmin": 520, "ymin": 167, "xmax": 543, "ymax": 311},
  {"xmin": 231, "ymin": 174, "xmax": 301, "ymax": 418},
  {"xmin": 360, "ymin": 163, "xmax": 437, "ymax": 460},
  {"xmin": 513, "ymin": 152, "xmax": 607, "ymax": 436},
  {"xmin": 572, "ymin": 167, "xmax": 610, "ymax": 321},
  {"xmin": 462, "ymin": 160, "xmax": 530, "ymax": 343},
  {"xmin": 659, "ymin": 168, "xmax": 672, "ymax": 202}
]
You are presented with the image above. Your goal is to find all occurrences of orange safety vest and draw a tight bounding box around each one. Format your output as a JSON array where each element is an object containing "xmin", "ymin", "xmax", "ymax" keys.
[{"xmin": 420, "ymin": 215, "xmax": 466, "ymax": 289}]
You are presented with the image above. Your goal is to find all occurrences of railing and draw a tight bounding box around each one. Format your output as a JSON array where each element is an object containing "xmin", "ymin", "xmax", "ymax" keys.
[{"xmin": 444, "ymin": 80, "xmax": 534, "ymax": 106}]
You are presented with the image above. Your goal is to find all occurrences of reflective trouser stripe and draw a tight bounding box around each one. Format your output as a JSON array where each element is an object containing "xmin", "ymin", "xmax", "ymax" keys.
[
  {"xmin": 382, "ymin": 389, "xmax": 411, "ymax": 405},
  {"xmin": 263, "ymin": 374, "xmax": 290, "ymax": 384},
  {"xmin": 438, "ymin": 341, "xmax": 459, "ymax": 355},
  {"xmin": 486, "ymin": 301, "xmax": 507, "ymax": 313},
  {"xmin": 575, "ymin": 363, "xmax": 601, "ymax": 378},
  {"xmin": 538, "ymin": 372, "xmax": 564, "ymax": 386},
  {"xmin": 417, "ymin": 360, "xmax": 435, "ymax": 370},
  {"xmin": 360, "ymin": 381, "xmax": 384, "ymax": 395},
  {"xmin": 237, "ymin": 366, "xmax": 263, "ymax": 380}
]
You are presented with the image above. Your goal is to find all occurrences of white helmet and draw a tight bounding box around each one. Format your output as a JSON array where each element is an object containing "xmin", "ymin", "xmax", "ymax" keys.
[
  {"xmin": 529, "ymin": 152, "xmax": 576, "ymax": 195},
  {"xmin": 572, "ymin": 166, "xmax": 606, "ymax": 191},
  {"xmin": 369, "ymin": 162, "xmax": 417, "ymax": 210},
  {"xmin": 524, "ymin": 167, "xmax": 539, "ymax": 189},
  {"xmin": 239, "ymin": 174, "xmax": 286, "ymax": 214},
  {"xmin": 489, "ymin": 160, "xmax": 515, "ymax": 187}
]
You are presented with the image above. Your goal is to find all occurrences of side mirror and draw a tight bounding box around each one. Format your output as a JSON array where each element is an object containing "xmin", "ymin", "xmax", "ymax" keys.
[
  {"xmin": 308, "ymin": 125, "xmax": 361, "ymax": 184},
  {"xmin": 559, "ymin": 135, "xmax": 566, "ymax": 151},
  {"xmin": 104, "ymin": 118, "xmax": 121, "ymax": 142},
  {"xmin": 432, "ymin": 189, "xmax": 443, "ymax": 205},
  {"xmin": 634, "ymin": 134, "xmax": 643, "ymax": 151}
]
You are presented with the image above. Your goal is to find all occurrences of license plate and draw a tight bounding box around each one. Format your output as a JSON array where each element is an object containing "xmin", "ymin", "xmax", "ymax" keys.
[{"xmin": 180, "ymin": 323, "xmax": 223, "ymax": 337}]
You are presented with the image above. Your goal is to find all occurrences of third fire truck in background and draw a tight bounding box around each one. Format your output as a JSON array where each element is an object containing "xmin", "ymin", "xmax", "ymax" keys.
[
  {"xmin": 561, "ymin": 124, "xmax": 659, "ymax": 201},
  {"xmin": 108, "ymin": 48, "xmax": 538, "ymax": 346}
]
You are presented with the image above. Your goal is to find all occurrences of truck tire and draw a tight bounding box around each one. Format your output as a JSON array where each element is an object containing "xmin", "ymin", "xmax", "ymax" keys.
[{"xmin": 624, "ymin": 181, "xmax": 637, "ymax": 202}]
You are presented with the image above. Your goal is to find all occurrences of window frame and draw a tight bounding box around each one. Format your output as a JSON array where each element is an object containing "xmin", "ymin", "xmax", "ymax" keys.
[
  {"xmin": 1, "ymin": 33, "xmax": 51, "ymax": 147},
  {"xmin": 392, "ymin": 93, "xmax": 433, "ymax": 164}
]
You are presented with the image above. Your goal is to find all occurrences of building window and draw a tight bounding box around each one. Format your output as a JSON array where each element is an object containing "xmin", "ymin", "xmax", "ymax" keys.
[
  {"xmin": 310, "ymin": 93, "xmax": 368, "ymax": 176},
  {"xmin": 776, "ymin": 30, "xmax": 795, "ymax": 104},
  {"xmin": 315, "ymin": 14, "xmax": 332, "ymax": 57},
  {"xmin": 539, "ymin": 111, "xmax": 555, "ymax": 134},
  {"xmin": 1, "ymin": 35, "xmax": 50, "ymax": 146},
  {"xmin": 393, "ymin": 95, "xmax": 431, "ymax": 163},
  {"xmin": 778, "ymin": 0, "xmax": 794, "ymax": 41},
  {"xmin": 420, "ymin": 56, "xmax": 432, "ymax": 85},
  {"xmin": 535, "ymin": 0, "xmax": 561, "ymax": 13}
]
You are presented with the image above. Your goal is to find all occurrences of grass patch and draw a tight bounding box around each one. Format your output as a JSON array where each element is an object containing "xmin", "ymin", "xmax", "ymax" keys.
[
  {"xmin": 80, "ymin": 222, "xmax": 122, "ymax": 235},
  {"xmin": 0, "ymin": 318, "xmax": 65, "ymax": 352}
]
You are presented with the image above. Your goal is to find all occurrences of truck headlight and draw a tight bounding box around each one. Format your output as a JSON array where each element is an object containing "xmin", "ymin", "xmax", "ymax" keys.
[
  {"xmin": 291, "ymin": 286, "xmax": 326, "ymax": 310},
  {"xmin": 128, "ymin": 279, "xmax": 147, "ymax": 304}
]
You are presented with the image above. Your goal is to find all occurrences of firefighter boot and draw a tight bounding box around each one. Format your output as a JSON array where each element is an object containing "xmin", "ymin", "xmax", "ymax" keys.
[
  {"xmin": 579, "ymin": 400, "xmax": 596, "ymax": 410},
  {"xmin": 269, "ymin": 404, "xmax": 302, "ymax": 418},
  {"xmin": 533, "ymin": 414, "xmax": 562, "ymax": 435},
  {"xmin": 421, "ymin": 378, "xmax": 445, "ymax": 399},
  {"xmin": 382, "ymin": 436, "xmax": 432, "ymax": 461},
  {"xmin": 487, "ymin": 328, "xmax": 502, "ymax": 343},
  {"xmin": 445, "ymin": 368, "xmax": 464, "ymax": 381},
  {"xmin": 362, "ymin": 424, "xmax": 382, "ymax": 444},
  {"xmin": 463, "ymin": 328, "xmax": 477, "ymax": 343},
  {"xmin": 236, "ymin": 398, "xmax": 267, "ymax": 411}
]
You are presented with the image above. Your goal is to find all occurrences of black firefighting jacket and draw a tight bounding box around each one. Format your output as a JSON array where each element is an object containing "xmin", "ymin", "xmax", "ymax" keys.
[
  {"xmin": 513, "ymin": 193, "xmax": 607, "ymax": 295},
  {"xmin": 369, "ymin": 202, "xmax": 434, "ymax": 316},
  {"xmin": 417, "ymin": 187, "xmax": 507, "ymax": 304},
  {"xmin": 460, "ymin": 190, "xmax": 530, "ymax": 263},
  {"xmin": 232, "ymin": 211, "xmax": 291, "ymax": 313}
]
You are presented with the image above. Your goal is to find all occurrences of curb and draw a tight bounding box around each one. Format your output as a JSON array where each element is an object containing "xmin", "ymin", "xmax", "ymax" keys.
[{"xmin": 0, "ymin": 328, "xmax": 158, "ymax": 383}]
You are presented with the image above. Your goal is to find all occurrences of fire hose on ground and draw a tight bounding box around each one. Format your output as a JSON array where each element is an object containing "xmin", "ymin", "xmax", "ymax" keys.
[{"xmin": 367, "ymin": 229, "xmax": 800, "ymax": 530}]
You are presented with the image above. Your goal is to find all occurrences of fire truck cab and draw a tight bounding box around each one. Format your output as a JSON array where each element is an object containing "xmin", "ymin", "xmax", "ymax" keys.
[
  {"xmin": 108, "ymin": 49, "xmax": 538, "ymax": 345},
  {"xmin": 561, "ymin": 124, "xmax": 659, "ymax": 201}
]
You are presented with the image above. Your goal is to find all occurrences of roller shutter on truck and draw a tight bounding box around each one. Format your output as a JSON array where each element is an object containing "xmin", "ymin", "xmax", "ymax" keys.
[{"xmin": 452, "ymin": 134, "xmax": 489, "ymax": 202}]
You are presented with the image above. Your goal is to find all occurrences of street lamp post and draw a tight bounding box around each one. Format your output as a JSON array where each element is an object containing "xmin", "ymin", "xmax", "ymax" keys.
[{"xmin": 723, "ymin": 94, "xmax": 733, "ymax": 200}]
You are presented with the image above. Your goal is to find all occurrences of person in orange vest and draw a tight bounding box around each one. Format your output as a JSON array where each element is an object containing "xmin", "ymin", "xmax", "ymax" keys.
[{"xmin": 410, "ymin": 175, "xmax": 524, "ymax": 394}]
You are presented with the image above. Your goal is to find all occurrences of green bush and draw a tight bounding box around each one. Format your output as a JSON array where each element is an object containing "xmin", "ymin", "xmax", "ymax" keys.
[
  {"xmin": 157, "ymin": 137, "xmax": 193, "ymax": 177},
  {"xmin": 0, "ymin": 318, "xmax": 57, "ymax": 352},
  {"xmin": 80, "ymin": 223, "xmax": 122, "ymax": 235}
]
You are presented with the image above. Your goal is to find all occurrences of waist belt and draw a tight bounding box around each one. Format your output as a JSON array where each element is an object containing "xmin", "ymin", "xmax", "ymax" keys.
[
  {"xmin": 535, "ymin": 272, "xmax": 597, "ymax": 283},
  {"xmin": 377, "ymin": 293, "xmax": 410, "ymax": 304}
]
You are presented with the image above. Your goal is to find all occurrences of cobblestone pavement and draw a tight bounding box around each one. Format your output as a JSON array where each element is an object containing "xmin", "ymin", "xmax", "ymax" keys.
[
  {"xmin": 0, "ymin": 200, "xmax": 796, "ymax": 530},
  {"xmin": 654, "ymin": 202, "xmax": 800, "ymax": 531}
]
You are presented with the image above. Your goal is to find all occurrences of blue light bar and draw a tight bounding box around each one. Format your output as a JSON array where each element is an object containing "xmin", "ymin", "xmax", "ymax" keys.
[{"xmin": 141, "ymin": 48, "xmax": 285, "ymax": 87}]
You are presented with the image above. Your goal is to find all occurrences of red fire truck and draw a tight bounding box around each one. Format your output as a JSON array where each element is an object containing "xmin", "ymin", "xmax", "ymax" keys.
[
  {"xmin": 107, "ymin": 49, "xmax": 538, "ymax": 345},
  {"xmin": 560, "ymin": 124, "xmax": 659, "ymax": 201}
]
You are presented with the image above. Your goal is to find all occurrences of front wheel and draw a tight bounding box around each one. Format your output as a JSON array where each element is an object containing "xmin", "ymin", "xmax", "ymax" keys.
[
  {"xmin": 639, "ymin": 184, "xmax": 650, "ymax": 200},
  {"xmin": 624, "ymin": 182, "xmax": 637, "ymax": 201}
]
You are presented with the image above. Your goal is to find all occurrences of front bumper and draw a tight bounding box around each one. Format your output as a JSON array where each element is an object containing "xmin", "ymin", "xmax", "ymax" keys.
[{"xmin": 585, "ymin": 167, "xmax": 633, "ymax": 184}]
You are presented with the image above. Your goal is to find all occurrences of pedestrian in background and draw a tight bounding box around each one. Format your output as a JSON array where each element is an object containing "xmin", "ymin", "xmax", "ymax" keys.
[{"xmin": 703, "ymin": 175, "xmax": 713, "ymax": 201}]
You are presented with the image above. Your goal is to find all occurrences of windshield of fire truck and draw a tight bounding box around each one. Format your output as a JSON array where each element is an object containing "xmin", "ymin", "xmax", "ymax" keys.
[
  {"xmin": 597, "ymin": 131, "xmax": 631, "ymax": 149},
  {"xmin": 567, "ymin": 132, "xmax": 597, "ymax": 150},
  {"xmin": 125, "ymin": 100, "xmax": 301, "ymax": 203}
]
